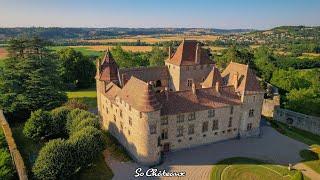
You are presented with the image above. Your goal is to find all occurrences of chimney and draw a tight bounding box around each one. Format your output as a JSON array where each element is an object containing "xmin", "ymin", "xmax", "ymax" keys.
[
  {"xmin": 192, "ymin": 83, "xmax": 196, "ymax": 94},
  {"xmin": 168, "ymin": 46, "xmax": 171, "ymax": 59},
  {"xmin": 215, "ymin": 81, "xmax": 220, "ymax": 93},
  {"xmin": 164, "ymin": 87, "xmax": 169, "ymax": 101},
  {"xmin": 195, "ymin": 43, "xmax": 201, "ymax": 64},
  {"xmin": 96, "ymin": 59, "xmax": 101, "ymax": 74},
  {"xmin": 232, "ymin": 73, "xmax": 239, "ymax": 89}
]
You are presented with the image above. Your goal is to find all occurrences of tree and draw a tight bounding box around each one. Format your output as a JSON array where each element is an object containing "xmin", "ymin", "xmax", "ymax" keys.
[
  {"xmin": 23, "ymin": 110, "xmax": 53, "ymax": 140},
  {"xmin": 50, "ymin": 106, "xmax": 72, "ymax": 137},
  {"xmin": 57, "ymin": 48, "xmax": 96, "ymax": 89},
  {"xmin": 216, "ymin": 46, "xmax": 254, "ymax": 69},
  {"xmin": 149, "ymin": 46, "xmax": 166, "ymax": 66},
  {"xmin": 110, "ymin": 46, "xmax": 149, "ymax": 68},
  {"xmin": 0, "ymin": 37, "xmax": 67, "ymax": 120},
  {"xmin": 32, "ymin": 139, "xmax": 76, "ymax": 180},
  {"xmin": 68, "ymin": 127, "xmax": 105, "ymax": 167},
  {"xmin": 0, "ymin": 149, "xmax": 14, "ymax": 179},
  {"xmin": 253, "ymin": 46, "xmax": 277, "ymax": 81}
]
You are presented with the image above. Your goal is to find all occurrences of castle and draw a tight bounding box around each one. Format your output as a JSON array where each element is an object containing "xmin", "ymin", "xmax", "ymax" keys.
[{"xmin": 96, "ymin": 40, "xmax": 264, "ymax": 165}]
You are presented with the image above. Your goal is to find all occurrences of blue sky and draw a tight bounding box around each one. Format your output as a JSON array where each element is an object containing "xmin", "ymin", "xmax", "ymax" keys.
[{"xmin": 0, "ymin": 0, "xmax": 319, "ymax": 29}]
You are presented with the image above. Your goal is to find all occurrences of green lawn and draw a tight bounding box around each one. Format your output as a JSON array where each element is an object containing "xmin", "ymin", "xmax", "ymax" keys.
[
  {"xmin": 66, "ymin": 88, "xmax": 97, "ymax": 109},
  {"xmin": 211, "ymin": 157, "xmax": 303, "ymax": 180},
  {"xmin": 299, "ymin": 146, "xmax": 320, "ymax": 174},
  {"xmin": 50, "ymin": 46, "xmax": 103, "ymax": 57}
]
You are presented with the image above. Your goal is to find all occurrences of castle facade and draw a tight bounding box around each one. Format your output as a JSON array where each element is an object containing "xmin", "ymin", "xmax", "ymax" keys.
[{"xmin": 96, "ymin": 40, "xmax": 264, "ymax": 165}]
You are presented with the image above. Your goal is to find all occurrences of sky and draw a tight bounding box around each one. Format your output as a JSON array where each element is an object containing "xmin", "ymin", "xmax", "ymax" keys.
[{"xmin": 0, "ymin": 0, "xmax": 319, "ymax": 29}]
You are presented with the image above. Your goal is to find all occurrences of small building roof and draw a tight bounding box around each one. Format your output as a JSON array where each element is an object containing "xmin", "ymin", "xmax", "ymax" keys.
[
  {"xmin": 166, "ymin": 40, "xmax": 213, "ymax": 66},
  {"xmin": 103, "ymin": 82, "xmax": 121, "ymax": 101},
  {"xmin": 221, "ymin": 62, "xmax": 264, "ymax": 94}
]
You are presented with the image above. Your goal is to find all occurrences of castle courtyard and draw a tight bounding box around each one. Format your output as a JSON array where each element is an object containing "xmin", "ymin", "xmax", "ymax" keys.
[{"xmin": 104, "ymin": 120, "xmax": 308, "ymax": 180}]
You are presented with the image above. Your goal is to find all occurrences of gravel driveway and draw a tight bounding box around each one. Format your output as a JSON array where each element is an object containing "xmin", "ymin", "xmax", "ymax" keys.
[{"xmin": 106, "ymin": 121, "xmax": 308, "ymax": 180}]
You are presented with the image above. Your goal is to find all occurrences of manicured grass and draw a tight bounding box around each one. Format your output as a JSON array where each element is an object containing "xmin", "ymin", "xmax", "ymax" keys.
[
  {"xmin": 66, "ymin": 88, "xmax": 97, "ymax": 109},
  {"xmin": 268, "ymin": 119, "xmax": 320, "ymax": 146},
  {"xmin": 211, "ymin": 157, "xmax": 303, "ymax": 180},
  {"xmin": 72, "ymin": 154, "xmax": 113, "ymax": 180}
]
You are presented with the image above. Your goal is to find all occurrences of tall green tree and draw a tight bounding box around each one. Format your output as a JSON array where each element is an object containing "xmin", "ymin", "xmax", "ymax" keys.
[
  {"xmin": 57, "ymin": 48, "xmax": 96, "ymax": 89},
  {"xmin": 149, "ymin": 46, "xmax": 167, "ymax": 66}
]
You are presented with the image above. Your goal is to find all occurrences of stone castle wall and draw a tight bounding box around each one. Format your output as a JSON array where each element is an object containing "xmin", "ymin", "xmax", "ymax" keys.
[
  {"xmin": 262, "ymin": 95, "xmax": 280, "ymax": 118},
  {"xmin": 273, "ymin": 107, "xmax": 320, "ymax": 136}
]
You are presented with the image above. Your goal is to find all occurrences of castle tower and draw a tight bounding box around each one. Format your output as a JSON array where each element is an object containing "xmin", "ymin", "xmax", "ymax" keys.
[{"xmin": 165, "ymin": 40, "xmax": 214, "ymax": 91}]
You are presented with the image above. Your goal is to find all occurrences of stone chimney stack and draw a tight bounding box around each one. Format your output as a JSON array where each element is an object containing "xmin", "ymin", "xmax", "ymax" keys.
[
  {"xmin": 165, "ymin": 87, "xmax": 169, "ymax": 101},
  {"xmin": 232, "ymin": 73, "xmax": 239, "ymax": 89},
  {"xmin": 215, "ymin": 81, "xmax": 220, "ymax": 93},
  {"xmin": 195, "ymin": 43, "xmax": 201, "ymax": 64},
  {"xmin": 192, "ymin": 83, "xmax": 196, "ymax": 94},
  {"xmin": 168, "ymin": 46, "xmax": 171, "ymax": 59},
  {"xmin": 96, "ymin": 58, "xmax": 101, "ymax": 74}
]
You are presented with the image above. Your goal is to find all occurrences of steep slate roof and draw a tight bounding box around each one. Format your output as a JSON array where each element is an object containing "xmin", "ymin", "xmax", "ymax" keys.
[
  {"xmin": 202, "ymin": 66, "xmax": 222, "ymax": 88},
  {"xmin": 103, "ymin": 82, "xmax": 121, "ymax": 101},
  {"xmin": 221, "ymin": 62, "xmax": 264, "ymax": 94},
  {"xmin": 118, "ymin": 76, "xmax": 161, "ymax": 112},
  {"xmin": 156, "ymin": 86, "xmax": 241, "ymax": 115},
  {"xmin": 166, "ymin": 40, "xmax": 213, "ymax": 66},
  {"xmin": 119, "ymin": 66, "xmax": 169, "ymax": 84},
  {"xmin": 98, "ymin": 50, "xmax": 119, "ymax": 82}
]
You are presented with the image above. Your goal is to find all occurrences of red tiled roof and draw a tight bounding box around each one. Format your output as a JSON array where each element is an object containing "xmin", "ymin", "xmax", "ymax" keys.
[
  {"xmin": 156, "ymin": 86, "xmax": 241, "ymax": 115},
  {"xmin": 166, "ymin": 40, "xmax": 214, "ymax": 66},
  {"xmin": 103, "ymin": 82, "xmax": 121, "ymax": 101},
  {"xmin": 202, "ymin": 66, "xmax": 222, "ymax": 88},
  {"xmin": 99, "ymin": 50, "xmax": 119, "ymax": 82},
  {"xmin": 118, "ymin": 76, "xmax": 161, "ymax": 112},
  {"xmin": 119, "ymin": 66, "xmax": 169, "ymax": 85},
  {"xmin": 221, "ymin": 62, "xmax": 264, "ymax": 94}
]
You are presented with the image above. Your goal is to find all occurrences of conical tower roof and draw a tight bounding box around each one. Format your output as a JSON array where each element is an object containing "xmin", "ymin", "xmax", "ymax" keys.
[{"xmin": 99, "ymin": 50, "xmax": 119, "ymax": 82}]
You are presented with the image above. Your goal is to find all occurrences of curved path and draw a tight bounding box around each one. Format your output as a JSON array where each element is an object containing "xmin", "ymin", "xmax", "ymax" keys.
[{"xmin": 105, "ymin": 122, "xmax": 308, "ymax": 180}]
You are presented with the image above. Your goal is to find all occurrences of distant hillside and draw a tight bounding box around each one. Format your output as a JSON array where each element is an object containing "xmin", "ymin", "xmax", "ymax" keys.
[{"xmin": 0, "ymin": 27, "xmax": 254, "ymax": 42}]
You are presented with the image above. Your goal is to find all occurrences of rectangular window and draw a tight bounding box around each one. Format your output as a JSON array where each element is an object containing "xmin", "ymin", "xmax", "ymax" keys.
[
  {"xmin": 120, "ymin": 121, "xmax": 123, "ymax": 130},
  {"xmin": 177, "ymin": 126, "xmax": 184, "ymax": 137},
  {"xmin": 161, "ymin": 116, "xmax": 169, "ymax": 125},
  {"xmin": 177, "ymin": 114, "xmax": 185, "ymax": 123},
  {"xmin": 113, "ymin": 115, "xmax": 116, "ymax": 122},
  {"xmin": 188, "ymin": 124, "xmax": 195, "ymax": 135},
  {"xmin": 187, "ymin": 79, "xmax": 193, "ymax": 87},
  {"xmin": 208, "ymin": 109, "xmax": 215, "ymax": 117},
  {"xmin": 161, "ymin": 129, "xmax": 168, "ymax": 140},
  {"xmin": 212, "ymin": 120, "xmax": 219, "ymax": 130},
  {"xmin": 228, "ymin": 117, "xmax": 232, "ymax": 128},
  {"xmin": 188, "ymin": 112, "xmax": 196, "ymax": 121},
  {"xmin": 230, "ymin": 106, "xmax": 234, "ymax": 114},
  {"xmin": 106, "ymin": 107, "xmax": 109, "ymax": 114},
  {"xmin": 129, "ymin": 117, "xmax": 132, "ymax": 126},
  {"xmin": 247, "ymin": 123, "xmax": 253, "ymax": 130},
  {"xmin": 129, "ymin": 105, "xmax": 131, "ymax": 111},
  {"xmin": 249, "ymin": 109, "xmax": 254, "ymax": 117},
  {"xmin": 202, "ymin": 121, "xmax": 209, "ymax": 132},
  {"xmin": 149, "ymin": 124, "xmax": 157, "ymax": 134},
  {"xmin": 140, "ymin": 112, "xmax": 143, "ymax": 118}
]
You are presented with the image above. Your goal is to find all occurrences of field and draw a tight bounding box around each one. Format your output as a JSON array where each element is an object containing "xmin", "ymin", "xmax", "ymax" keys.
[
  {"xmin": 79, "ymin": 34, "xmax": 220, "ymax": 44},
  {"xmin": 211, "ymin": 157, "xmax": 303, "ymax": 180},
  {"xmin": 0, "ymin": 47, "xmax": 8, "ymax": 67}
]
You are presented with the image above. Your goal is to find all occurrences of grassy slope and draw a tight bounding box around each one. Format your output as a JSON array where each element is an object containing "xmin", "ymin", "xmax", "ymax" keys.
[
  {"xmin": 50, "ymin": 46, "xmax": 103, "ymax": 57},
  {"xmin": 211, "ymin": 157, "xmax": 303, "ymax": 180}
]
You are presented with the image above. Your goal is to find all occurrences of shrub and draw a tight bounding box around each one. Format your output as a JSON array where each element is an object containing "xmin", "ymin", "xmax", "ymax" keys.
[
  {"xmin": 23, "ymin": 109, "xmax": 52, "ymax": 140},
  {"xmin": 32, "ymin": 139, "xmax": 76, "ymax": 180},
  {"xmin": 0, "ymin": 148, "xmax": 15, "ymax": 179},
  {"xmin": 68, "ymin": 127, "xmax": 105, "ymax": 167},
  {"xmin": 64, "ymin": 99, "xmax": 88, "ymax": 110},
  {"xmin": 66, "ymin": 109, "xmax": 96, "ymax": 134},
  {"xmin": 69, "ymin": 117, "xmax": 99, "ymax": 135},
  {"xmin": 50, "ymin": 106, "xmax": 72, "ymax": 137}
]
